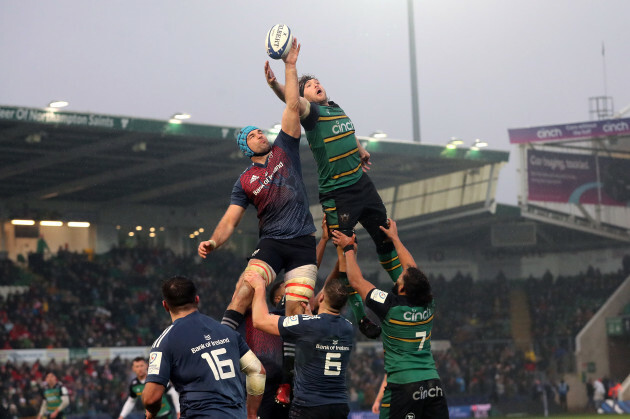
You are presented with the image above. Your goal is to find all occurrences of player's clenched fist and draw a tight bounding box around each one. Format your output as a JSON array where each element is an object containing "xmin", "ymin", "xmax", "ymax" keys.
[
  {"xmin": 243, "ymin": 271, "xmax": 265, "ymax": 290},
  {"xmin": 197, "ymin": 239, "xmax": 216, "ymax": 259}
]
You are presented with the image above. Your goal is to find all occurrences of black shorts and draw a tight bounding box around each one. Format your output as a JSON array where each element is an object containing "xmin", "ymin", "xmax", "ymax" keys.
[
  {"xmin": 320, "ymin": 173, "xmax": 391, "ymax": 251},
  {"xmin": 380, "ymin": 378, "xmax": 449, "ymax": 419},
  {"xmin": 250, "ymin": 235, "xmax": 317, "ymax": 274},
  {"xmin": 288, "ymin": 403, "xmax": 349, "ymax": 419}
]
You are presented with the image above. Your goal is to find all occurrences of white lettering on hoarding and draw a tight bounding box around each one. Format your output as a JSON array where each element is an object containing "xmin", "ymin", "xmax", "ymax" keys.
[
  {"xmin": 536, "ymin": 128, "xmax": 563, "ymax": 139},
  {"xmin": 2, "ymin": 107, "xmax": 117, "ymax": 128},
  {"xmin": 529, "ymin": 154, "xmax": 590, "ymax": 171},
  {"xmin": 603, "ymin": 121, "xmax": 630, "ymax": 133}
]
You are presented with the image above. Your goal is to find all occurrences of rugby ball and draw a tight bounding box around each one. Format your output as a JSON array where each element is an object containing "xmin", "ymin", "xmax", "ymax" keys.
[{"xmin": 265, "ymin": 24, "xmax": 293, "ymax": 60}]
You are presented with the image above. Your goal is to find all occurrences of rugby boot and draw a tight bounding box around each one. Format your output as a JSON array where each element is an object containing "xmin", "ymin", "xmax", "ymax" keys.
[{"xmin": 275, "ymin": 383, "xmax": 291, "ymax": 405}]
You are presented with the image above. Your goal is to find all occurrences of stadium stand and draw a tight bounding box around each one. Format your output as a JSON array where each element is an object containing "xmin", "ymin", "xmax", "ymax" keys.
[
  {"xmin": 2, "ymin": 248, "xmax": 629, "ymax": 416},
  {"xmin": 2, "ymin": 107, "xmax": 630, "ymax": 415}
]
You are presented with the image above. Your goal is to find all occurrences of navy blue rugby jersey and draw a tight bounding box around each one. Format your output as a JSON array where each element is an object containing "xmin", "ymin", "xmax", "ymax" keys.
[
  {"xmin": 277, "ymin": 313, "xmax": 354, "ymax": 407},
  {"xmin": 147, "ymin": 311, "xmax": 249, "ymax": 418},
  {"xmin": 230, "ymin": 130, "xmax": 315, "ymax": 240}
]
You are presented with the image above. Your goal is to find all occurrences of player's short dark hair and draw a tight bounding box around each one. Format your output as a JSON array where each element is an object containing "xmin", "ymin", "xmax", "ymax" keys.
[
  {"xmin": 162, "ymin": 276, "xmax": 197, "ymax": 311},
  {"xmin": 323, "ymin": 277, "xmax": 348, "ymax": 312},
  {"xmin": 402, "ymin": 267, "xmax": 433, "ymax": 307},
  {"xmin": 268, "ymin": 280, "xmax": 284, "ymax": 306},
  {"xmin": 298, "ymin": 74, "xmax": 316, "ymax": 97},
  {"xmin": 132, "ymin": 356, "xmax": 147, "ymax": 364}
]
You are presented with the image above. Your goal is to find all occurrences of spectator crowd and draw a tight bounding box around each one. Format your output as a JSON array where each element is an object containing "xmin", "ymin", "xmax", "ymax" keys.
[{"xmin": 1, "ymin": 247, "xmax": 628, "ymax": 416}]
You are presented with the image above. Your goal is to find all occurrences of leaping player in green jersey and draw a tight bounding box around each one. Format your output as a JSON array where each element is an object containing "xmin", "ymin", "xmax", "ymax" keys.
[
  {"xmin": 265, "ymin": 50, "xmax": 404, "ymax": 340},
  {"xmin": 332, "ymin": 219, "xmax": 449, "ymax": 419}
]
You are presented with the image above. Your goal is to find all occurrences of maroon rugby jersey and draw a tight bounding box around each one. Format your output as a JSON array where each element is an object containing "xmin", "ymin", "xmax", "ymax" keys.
[{"xmin": 230, "ymin": 130, "xmax": 315, "ymax": 240}]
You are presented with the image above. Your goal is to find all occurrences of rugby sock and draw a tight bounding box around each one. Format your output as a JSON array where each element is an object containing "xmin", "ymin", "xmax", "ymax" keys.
[
  {"xmin": 281, "ymin": 342, "xmax": 296, "ymax": 384},
  {"xmin": 221, "ymin": 309, "xmax": 245, "ymax": 330},
  {"xmin": 338, "ymin": 272, "xmax": 366, "ymax": 321},
  {"xmin": 378, "ymin": 250, "xmax": 403, "ymax": 283}
]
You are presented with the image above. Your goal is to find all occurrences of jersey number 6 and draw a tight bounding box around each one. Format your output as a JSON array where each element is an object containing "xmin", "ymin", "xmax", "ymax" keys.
[{"xmin": 324, "ymin": 352, "xmax": 342, "ymax": 376}]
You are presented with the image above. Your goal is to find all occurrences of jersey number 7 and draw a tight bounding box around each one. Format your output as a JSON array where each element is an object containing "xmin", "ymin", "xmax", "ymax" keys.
[{"xmin": 416, "ymin": 331, "xmax": 427, "ymax": 350}]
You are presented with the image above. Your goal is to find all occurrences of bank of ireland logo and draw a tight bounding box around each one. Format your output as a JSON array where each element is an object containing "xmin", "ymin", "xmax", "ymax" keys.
[{"xmin": 204, "ymin": 334, "xmax": 211, "ymax": 341}]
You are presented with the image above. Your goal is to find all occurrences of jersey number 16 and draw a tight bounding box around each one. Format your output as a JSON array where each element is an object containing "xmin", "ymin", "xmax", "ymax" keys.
[{"xmin": 201, "ymin": 348, "xmax": 236, "ymax": 380}]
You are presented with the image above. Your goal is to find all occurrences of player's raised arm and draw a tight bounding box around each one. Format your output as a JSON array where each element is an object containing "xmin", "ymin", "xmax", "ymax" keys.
[
  {"xmin": 280, "ymin": 38, "xmax": 302, "ymax": 139},
  {"xmin": 265, "ymin": 63, "xmax": 309, "ymax": 117},
  {"xmin": 357, "ymin": 139, "xmax": 372, "ymax": 172},
  {"xmin": 244, "ymin": 272, "xmax": 281, "ymax": 335},
  {"xmin": 379, "ymin": 218, "xmax": 417, "ymax": 270},
  {"xmin": 331, "ymin": 231, "xmax": 373, "ymax": 300},
  {"xmin": 316, "ymin": 217, "xmax": 330, "ymax": 268},
  {"xmin": 198, "ymin": 204, "xmax": 246, "ymax": 258}
]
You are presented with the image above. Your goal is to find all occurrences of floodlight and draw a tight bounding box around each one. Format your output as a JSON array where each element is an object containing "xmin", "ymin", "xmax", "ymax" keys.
[
  {"xmin": 68, "ymin": 222, "xmax": 90, "ymax": 228},
  {"xmin": 40, "ymin": 221, "xmax": 63, "ymax": 227},
  {"xmin": 11, "ymin": 219, "xmax": 35, "ymax": 225},
  {"xmin": 370, "ymin": 130, "xmax": 388, "ymax": 139},
  {"xmin": 48, "ymin": 100, "xmax": 69, "ymax": 109}
]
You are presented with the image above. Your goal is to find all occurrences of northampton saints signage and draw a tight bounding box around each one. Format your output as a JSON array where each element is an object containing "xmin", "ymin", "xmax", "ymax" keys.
[
  {"xmin": 0, "ymin": 105, "xmax": 131, "ymax": 130},
  {"xmin": 0, "ymin": 105, "xmax": 238, "ymax": 139}
]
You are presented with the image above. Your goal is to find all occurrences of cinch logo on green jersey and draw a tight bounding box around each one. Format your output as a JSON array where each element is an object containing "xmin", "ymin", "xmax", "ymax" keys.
[
  {"xmin": 403, "ymin": 308, "xmax": 432, "ymax": 322},
  {"xmin": 332, "ymin": 120, "xmax": 354, "ymax": 135}
]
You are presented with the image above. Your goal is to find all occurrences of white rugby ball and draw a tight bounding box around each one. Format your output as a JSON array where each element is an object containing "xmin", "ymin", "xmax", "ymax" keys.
[{"xmin": 265, "ymin": 24, "xmax": 293, "ymax": 60}]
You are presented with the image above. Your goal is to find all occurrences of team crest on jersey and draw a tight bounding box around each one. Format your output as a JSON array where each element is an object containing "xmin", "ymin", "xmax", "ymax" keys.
[
  {"xmin": 405, "ymin": 414, "xmax": 415, "ymax": 419},
  {"xmin": 371, "ymin": 290, "xmax": 388, "ymax": 304},
  {"xmin": 283, "ymin": 315, "xmax": 299, "ymax": 327},
  {"xmin": 148, "ymin": 352, "xmax": 162, "ymax": 375},
  {"xmin": 339, "ymin": 213, "xmax": 350, "ymax": 224},
  {"xmin": 250, "ymin": 175, "xmax": 259, "ymax": 183}
]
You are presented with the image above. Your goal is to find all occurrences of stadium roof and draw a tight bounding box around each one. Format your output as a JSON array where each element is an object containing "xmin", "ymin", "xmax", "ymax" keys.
[
  {"xmin": 0, "ymin": 105, "xmax": 509, "ymax": 220},
  {"xmin": 2, "ymin": 105, "xmax": 628, "ymax": 254}
]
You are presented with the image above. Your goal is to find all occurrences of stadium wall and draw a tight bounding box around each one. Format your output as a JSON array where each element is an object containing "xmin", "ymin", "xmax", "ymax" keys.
[{"xmin": 574, "ymin": 275, "xmax": 630, "ymax": 402}]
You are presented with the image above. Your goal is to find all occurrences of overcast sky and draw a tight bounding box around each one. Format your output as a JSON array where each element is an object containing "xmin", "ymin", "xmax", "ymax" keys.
[{"xmin": 2, "ymin": 0, "xmax": 629, "ymax": 204}]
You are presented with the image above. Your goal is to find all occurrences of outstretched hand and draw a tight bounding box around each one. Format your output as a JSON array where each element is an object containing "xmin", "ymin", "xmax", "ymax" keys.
[
  {"xmin": 264, "ymin": 61, "xmax": 276, "ymax": 86},
  {"xmin": 321, "ymin": 218, "xmax": 330, "ymax": 242},
  {"xmin": 282, "ymin": 37, "xmax": 300, "ymax": 65},
  {"xmin": 379, "ymin": 218, "xmax": 398, "ymax": 241},
  {"xmin": 198, "ymin": 240, "xmax": 216, "ymax": 259},
  {"xmin": 359, "ymin": 148, "xmax": 371, "ymax": 172},
  {"xmin": 331, "ymin": 230, "xmax": 356, "ymax": 249}
]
